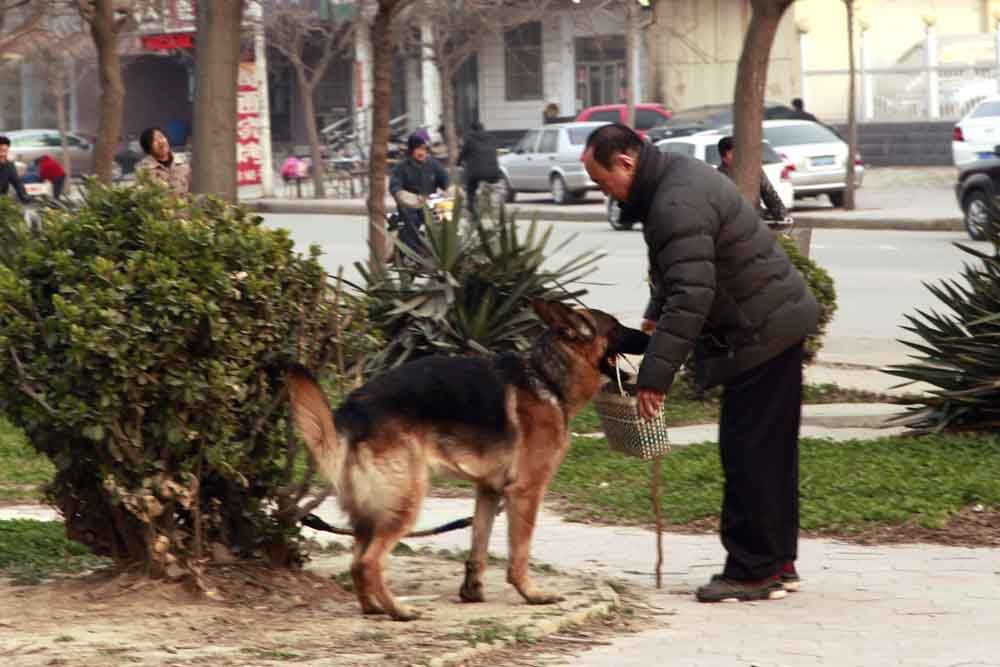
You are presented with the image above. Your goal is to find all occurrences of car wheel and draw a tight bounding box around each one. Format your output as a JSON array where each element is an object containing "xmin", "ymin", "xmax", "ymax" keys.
[
  {"xmin": 499, "ymin": 176, "xmax": 515, "ymax": 203},
  {"xmin": 608, "ymin": 199, "xmax": 633, "ymax": 231},
  {"xmin": 550, "ymin": 175, "xmax": 569, "ymax": 205},
  {"xmin": 963, "ymin": 189, "xmax": 992, "ymax": 241},
  {"xmin": 827, "ymin": 190, "xmax": 846, "ymax": 208}
]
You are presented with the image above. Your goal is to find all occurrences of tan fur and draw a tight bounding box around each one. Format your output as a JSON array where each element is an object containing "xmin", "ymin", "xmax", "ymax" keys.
[{"xmin": 287, "ymin": 303, "xmax": 624, "ymax": 621}]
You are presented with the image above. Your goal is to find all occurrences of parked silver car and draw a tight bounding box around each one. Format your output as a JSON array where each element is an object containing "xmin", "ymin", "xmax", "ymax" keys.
[
  {"xmin": 498, "ymin": 121, "xmax": 609, "ymax": 205},
  {"xmin": 2, "ymin": 129, "xmax": 96, "ymax": 176},
  {"xmin": 757, "ymin": 120, "xmax": 864, "ymax": 208}
]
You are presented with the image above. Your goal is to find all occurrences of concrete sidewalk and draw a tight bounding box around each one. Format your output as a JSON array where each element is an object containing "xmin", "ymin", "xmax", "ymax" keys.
[{"xmin": 241, "ymin": 167, "xmax": 964, "ymax": 232}]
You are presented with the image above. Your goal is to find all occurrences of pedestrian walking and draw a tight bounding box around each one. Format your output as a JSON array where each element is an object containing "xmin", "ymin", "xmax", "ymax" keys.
[
  {"xmin": 0, "ymin": 136, "xmax": 31, "ymax": 204},
  {"xmin": 389, "ymin": 133, "xmax": 449, "ymax": 253},
  {"xmin": 789, "ymin": 98, "xmax": 819, "ymax": 123},
  {"xmin": 715, "ymin": 136, "xmax": 787, "ymax": 221},
  {"xmin": 581, "ymin": 123, "xmax": 820, "ymax": 603},
  {"xmin": 35, "ymin": 155, "xmax": 67, "ymax": 200},
  {"xmin": 457, "ymin": 121, "xmax": 502, "ymax": 216},
  {"xmin": 135, "ymin": 126, "xmax": 191, "ymax": 196}
]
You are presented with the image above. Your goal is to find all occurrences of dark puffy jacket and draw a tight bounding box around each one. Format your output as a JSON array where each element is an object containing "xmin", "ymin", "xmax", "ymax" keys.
[
  {"xmin": 621, "ymin": 143, "xmax": 820, "ymax": 393},
  {"xmin": 458, "ymin": 130, "xmax": 501, "ymax": 182},
  {"xmin": 389, "ymin": 155, "xmax": 449, "ymax": 200}
]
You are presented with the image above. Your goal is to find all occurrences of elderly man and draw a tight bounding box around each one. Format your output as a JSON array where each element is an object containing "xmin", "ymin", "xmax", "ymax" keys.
[{"xmin": 581, "ymin": 123, "xmax": 819, "ymax": 604}]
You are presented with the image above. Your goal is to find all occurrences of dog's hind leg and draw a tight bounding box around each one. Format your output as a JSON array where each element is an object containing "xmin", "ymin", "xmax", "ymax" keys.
[
  {"xmin": 460, "ymin": 486, "xmax": 501, "ymax": 603},
  {"xmin": 350, "ymin": 521, "xmax": 384, "ymax": 615},
  {"xmin": 504, "ymin": 485, "xmax": 564, "ymax": 605}
]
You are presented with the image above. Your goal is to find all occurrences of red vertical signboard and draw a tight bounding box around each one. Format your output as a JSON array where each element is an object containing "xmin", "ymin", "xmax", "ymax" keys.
[{"xmin": 237, "ymin": 61, "xmax": 262, "ymax": 186}]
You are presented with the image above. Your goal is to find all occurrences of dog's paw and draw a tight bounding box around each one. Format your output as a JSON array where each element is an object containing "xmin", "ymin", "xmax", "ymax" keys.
[
  {"xmin": 524, "ymin": 590, "xmax": 564, "ymax": 605},
  {"xmin": 361, "ymin": 604, "xmax": 386, "ymax": 615},
  {"xmin": 389, "ymin": 605, "xmax": 421, "ymax": 622},
  {"xmin": 459, "ymin": 581, "xmax": 485, "ymax": 603}
]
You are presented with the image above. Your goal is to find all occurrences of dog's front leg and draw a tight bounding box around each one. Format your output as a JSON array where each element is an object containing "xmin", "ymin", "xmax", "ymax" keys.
[
  {"xmin": 460, "ymin": 486, "xmax": 501, "ymax": 603},
  {"xmin": 504, "ymin": 485, "xmax": 564, "ymax": 605}
]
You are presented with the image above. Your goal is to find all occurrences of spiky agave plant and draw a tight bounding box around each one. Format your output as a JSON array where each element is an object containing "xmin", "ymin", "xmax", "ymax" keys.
[
  {"xmin": 355, "ymin": 202, "xmax": 604, "ymax": 375},
  {"xmin": 887, "ymin": 221, "xmax": 1000, "ymax": 433}
]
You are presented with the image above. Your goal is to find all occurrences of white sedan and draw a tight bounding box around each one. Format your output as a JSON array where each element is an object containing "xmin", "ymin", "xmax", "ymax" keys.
[{"xmin": 953, "ymin": 96, "xmax": 1000, "ymax": 167}]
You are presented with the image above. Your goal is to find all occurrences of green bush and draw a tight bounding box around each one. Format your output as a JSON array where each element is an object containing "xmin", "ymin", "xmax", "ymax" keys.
[
  {"xmin": 779, "ymin": 234, "xmax": 837, "ymax": 363},
  {"xmin": 887, "ymin": 229, "xmax": 1000, "ymax": 433},
  {"xmin": 0, "ymin": 183, "xmax": 364, "ymax": 574}
]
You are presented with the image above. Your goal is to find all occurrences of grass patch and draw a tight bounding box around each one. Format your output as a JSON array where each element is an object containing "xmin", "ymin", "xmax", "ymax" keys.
[
  {"xmin": 449, "ymin": 618, "xmax": 534, "ymax": 647},
  {"xmin": 0, "ymin": 519, "xmax": 108, "ymax": 584},
  {"xmin": 552, "ymin": 432, "xmax": 1000, "ymax": 534},
  {"xmin": 0, "ymin": 417, "xmax": 53, "ymax": 502}
]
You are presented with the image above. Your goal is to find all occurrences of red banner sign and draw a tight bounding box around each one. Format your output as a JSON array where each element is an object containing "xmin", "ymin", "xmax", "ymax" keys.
[
  {"xmin": 141, "ymin": 33, "xmax": 194, "ymax": 51},
  {"xmin": 237, "ymin": 62, "xmax": 263, "ymax": 187}
]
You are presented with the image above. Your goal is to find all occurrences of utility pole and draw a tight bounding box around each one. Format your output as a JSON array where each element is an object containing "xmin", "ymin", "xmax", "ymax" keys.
[{"xmin": 250, "ymin": 1, "xmax": 274, "ymax": 197}]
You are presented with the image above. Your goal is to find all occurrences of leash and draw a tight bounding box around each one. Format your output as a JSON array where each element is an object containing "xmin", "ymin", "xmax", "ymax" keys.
[{"xmin": 301, "ymin": 502, "xmax": 506, "ymax": 538}]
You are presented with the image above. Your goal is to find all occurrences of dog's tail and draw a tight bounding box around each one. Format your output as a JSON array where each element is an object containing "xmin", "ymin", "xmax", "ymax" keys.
[{"xmin": 286, "ymin": 366, "xmax": 343, "ymax": 485}]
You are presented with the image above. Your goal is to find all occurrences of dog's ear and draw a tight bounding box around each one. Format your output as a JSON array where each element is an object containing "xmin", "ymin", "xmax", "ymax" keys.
[{"xmin": 532, "ymin": 299, "xmax": 595, "ymax": 340}]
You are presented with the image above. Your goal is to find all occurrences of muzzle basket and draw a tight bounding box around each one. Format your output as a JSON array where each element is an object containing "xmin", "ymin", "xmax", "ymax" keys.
[{"xmin": 592, "ymin": 364, "xmax": 671, "ymax": 460}]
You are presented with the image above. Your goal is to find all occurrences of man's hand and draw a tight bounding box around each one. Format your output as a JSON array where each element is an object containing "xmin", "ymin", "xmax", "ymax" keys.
[
  {"xmin": 637, "ymin": 388, "xmax": 665, "ymax": 420},
  {"xmin": 641, "ymin": 319, "xmax": 656, "ymax": 334}
]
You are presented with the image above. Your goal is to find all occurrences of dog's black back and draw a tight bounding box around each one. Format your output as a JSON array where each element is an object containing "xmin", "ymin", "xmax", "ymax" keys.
[{"xmin": 334, "ymin": 355, "xmax": 511, "ymax": 444}]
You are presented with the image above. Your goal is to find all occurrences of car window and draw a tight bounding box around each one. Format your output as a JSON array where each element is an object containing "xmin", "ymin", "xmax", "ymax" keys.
[
  {"xmin": 764, "ymin": 123, "xmax": 841, "ymax": 146},
  {"xmin": 11, "ymin": 133, "xmax": 44, "ymax": 149},
  {"xmin": 705, "ymin": 145, "xmax": 721, "ymax": 166},
  {"xmin": 568, "ymin": 126, "xmax": 601, "ymax": 144},
  {"xmin": 66, "ymin": 134, "xmax": 85, "ymax": 148},
  {"xmin": 517, "ymin": 130, "xmax": 539, "ymax": 153},
  {"xmin": 761, "ymin": 142, "xmax": 782, "ymax": 164},
  {"xmin": 537, "ymin": 130, "xmax": 559, "ymax": 153},
  {"xmin": 586, "ymin": 110, "xmax": 621, "ymax": 123},
  {"xmin": 43, "ymin": 133, "xmax": 63, "ymax": 147},
  {"xmin": 658, "ymin": 142, "xmax": 695, "ymax": 156},
  {"xmin": 635, "ymin": 109, "xmax": 667, "ymax": 130},
  {"xmin": 971, "ymin": 101, "xmax": 1000, "ymax": 118}
]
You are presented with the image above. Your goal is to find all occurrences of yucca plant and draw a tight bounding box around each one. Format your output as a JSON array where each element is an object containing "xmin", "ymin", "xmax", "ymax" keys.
[
  {"xmin": 355, "ymin": 204, "xmax": 604, "ymax": 375},
  {"xmin": 887, "ymin": 221, "xmax": 1000, "ymax": 433}
]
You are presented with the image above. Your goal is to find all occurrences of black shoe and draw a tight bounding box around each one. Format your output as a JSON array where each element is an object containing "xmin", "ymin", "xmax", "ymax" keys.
[{"xmin": 696, "ymin": 575, "xmax": 786, "ymax": 603}]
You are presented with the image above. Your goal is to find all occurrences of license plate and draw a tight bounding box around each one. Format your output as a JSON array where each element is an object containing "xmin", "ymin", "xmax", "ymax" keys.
[
  {"xmin": 811, "ymin": 156, "xmax": 835, "ymax": 167},
  {"xmin": 977, "ymin": 151, "xmax": 995, "ymax": 160}
]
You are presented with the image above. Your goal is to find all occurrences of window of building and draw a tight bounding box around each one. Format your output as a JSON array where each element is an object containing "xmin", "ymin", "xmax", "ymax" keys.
[{"xmin": 505, "ymin": 22, "xmax": 543, "ymax": 101}]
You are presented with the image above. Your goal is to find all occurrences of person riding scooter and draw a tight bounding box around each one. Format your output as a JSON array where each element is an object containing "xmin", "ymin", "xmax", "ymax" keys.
[{"xmin": 389, "ymin": 134, "xmax": 449, "ymax": 253}]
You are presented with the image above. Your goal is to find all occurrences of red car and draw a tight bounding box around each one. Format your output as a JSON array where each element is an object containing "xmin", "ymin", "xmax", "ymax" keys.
[{"xmin": 575, "ymin": 104, "xmax": 672, "ymax": 138}]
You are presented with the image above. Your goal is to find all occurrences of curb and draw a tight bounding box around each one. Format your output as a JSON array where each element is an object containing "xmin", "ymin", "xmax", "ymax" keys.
[
  {"xmin": 244, "ymin": 199, "xmax": 965, "ymax": 233},
  {"xmin": 424, "ymin": 585, "xmax": 621, "ymax": 667}
]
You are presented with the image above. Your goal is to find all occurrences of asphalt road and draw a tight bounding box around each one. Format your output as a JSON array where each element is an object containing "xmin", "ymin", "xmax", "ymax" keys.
[{"xmin": 260, "ymin": 213, "xmax": 991, "ymax": 369}]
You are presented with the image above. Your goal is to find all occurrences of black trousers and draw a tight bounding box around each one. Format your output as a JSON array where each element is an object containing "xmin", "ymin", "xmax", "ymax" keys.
[
  {"xmin": 718, "ymin": 341, "xmax": 803, "ymax": 581},
  {"xmin": 51, "ymin": 176, "xmax": 65, "ymax": 200}
]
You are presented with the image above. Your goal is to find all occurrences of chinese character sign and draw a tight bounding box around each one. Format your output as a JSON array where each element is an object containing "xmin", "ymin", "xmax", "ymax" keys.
[{"xmin": 237, "ymin": 62, "xmax": 263, "ymax": 186}]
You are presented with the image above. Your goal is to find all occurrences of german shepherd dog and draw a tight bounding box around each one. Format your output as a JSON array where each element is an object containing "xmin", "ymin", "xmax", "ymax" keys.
[{"xmin": 287, "ymin": 299, "xmax": 649, "ymax": 621}]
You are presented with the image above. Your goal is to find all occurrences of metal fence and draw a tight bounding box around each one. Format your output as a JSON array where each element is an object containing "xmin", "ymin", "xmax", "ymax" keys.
[{"xmin": 802, "ymin": 29, "xmax": 1000, "ymax": 122}]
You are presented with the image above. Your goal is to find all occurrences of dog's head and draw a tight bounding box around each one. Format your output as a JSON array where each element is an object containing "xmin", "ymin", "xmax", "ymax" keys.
[{"xmin": 531, "ymin": 299, "xmax": 649, "ymax": 379}]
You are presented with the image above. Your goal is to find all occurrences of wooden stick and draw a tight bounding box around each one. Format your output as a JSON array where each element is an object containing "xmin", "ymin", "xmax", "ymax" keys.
[{"xmin": 651, "ymin": 457, "xmax": 663, "ymax": 589}]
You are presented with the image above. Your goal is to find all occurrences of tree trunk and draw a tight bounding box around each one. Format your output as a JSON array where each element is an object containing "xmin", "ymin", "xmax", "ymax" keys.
[
  {"xmin": 625, "ymin": 3, "xmax": 637, "ymax": 128},
  {"xmin": 192, "ymin": 0, "xmax": 244, "ymax": 201},
  {"xmin": 298, "ymin": 72, "xmax": 327, "ymax": 198},
  {"xmin": 440, "ymin": 65, "xmax": 460, "ymax": 186},
  {"xmin": 844, "ymin": 0, "xmax": 857, "ymax": 210},
  {"xmin": 731, "ymin": 2, "xmax": 790, "ymax": 204},
  {"xmin": 89, "ymin": 0, "xmax": 124, "ymax": 185},
  {"xmin": 367, "ymin": 2, "xmax": 396, "ymax": 267}
]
